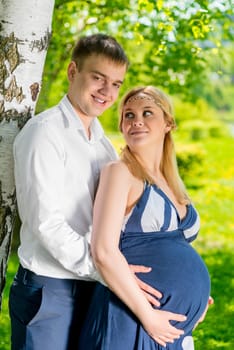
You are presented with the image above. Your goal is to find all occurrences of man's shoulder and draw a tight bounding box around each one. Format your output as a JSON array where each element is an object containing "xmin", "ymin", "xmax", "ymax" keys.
[
  {"xmin": 14, "ymin": 103, "xmax": 64, "ymax": 148},
  {"xmin": 33, "ymin": 103, "xmax": 62, "ymax": 125},
  {"xmin": 19, "ymin": 102, "xmax": 64, "ymax": 133}
]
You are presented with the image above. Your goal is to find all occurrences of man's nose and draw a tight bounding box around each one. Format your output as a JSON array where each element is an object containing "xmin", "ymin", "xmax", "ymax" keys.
[{"xmin": 100, "ymin": 81, "xmax": 112, "ymax": 95}]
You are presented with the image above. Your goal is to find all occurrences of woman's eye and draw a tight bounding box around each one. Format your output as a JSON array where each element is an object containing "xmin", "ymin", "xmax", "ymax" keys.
[{"xmin": 143, "ymin": 110, "xmax": 152, "ymax": 117}]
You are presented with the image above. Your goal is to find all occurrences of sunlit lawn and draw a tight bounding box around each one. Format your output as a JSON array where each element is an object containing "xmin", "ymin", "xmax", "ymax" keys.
[{"xmin": 0, "ymin": 136, "xmax": 233, "ymax": 349}]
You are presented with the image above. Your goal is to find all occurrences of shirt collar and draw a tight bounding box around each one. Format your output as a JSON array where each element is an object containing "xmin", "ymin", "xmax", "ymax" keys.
[{"xmin": 59, "ymin": 95, "xmax": 105, "ymax": 141}]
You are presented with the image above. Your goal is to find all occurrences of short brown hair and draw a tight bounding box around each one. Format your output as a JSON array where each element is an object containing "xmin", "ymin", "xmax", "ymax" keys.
[{"xmin": 71, "ymin": 33, "xmax": 129, "ymax": 70}]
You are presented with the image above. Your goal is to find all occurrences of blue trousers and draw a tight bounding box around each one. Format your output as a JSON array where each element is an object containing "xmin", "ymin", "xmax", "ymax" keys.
[{"xmin": 9, "ymin": 265, "xmax": 96, "ymax": 350}]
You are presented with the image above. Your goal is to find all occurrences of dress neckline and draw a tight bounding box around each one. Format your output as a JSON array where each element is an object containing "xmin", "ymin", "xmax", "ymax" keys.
[
  {"xmin": 151, "ymin": 183, "xmax": 189, "ymax": 222},
  {"xmin": 124, "ymin": 181, "xmax": 190, "ymax": 223}
]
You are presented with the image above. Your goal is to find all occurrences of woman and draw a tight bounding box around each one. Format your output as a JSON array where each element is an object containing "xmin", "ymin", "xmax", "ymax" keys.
[{"xmin": 78, "ymin": 86, "xmax": 211, "ymax": 349}]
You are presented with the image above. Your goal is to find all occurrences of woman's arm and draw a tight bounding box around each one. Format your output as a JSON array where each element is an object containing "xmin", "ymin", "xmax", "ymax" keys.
[{"xmin": 91, "ymin": 161, "xmax": 186, "ymax": 347}]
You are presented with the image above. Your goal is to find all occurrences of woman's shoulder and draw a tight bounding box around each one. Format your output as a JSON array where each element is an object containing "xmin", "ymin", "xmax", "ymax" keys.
[
  {"xmin": 102, "ymin": 160, "xmax": 131, "ymax": 175},
  {"xmin": 100, "ymin": 160, "xmax": 134, "ymax": 184}
]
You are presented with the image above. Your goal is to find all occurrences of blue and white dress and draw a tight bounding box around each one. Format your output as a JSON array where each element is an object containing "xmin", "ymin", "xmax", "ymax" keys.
[{"xmin": 78, "ymin": 183, "xmax": 211, "ymax": 350}]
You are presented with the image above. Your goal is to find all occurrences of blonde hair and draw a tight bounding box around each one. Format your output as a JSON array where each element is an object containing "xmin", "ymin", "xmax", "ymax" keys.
[{"xmin": 119, "ymin": 86, "xmax": 190, "ymax": 205}]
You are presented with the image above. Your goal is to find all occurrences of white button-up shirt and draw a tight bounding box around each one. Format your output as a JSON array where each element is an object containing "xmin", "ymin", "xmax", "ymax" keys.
[{"xmin": 13, "ymin": 95, "xmax": 118, "ymax": 281}]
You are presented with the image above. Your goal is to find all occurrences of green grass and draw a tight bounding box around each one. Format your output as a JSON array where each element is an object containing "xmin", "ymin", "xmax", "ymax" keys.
[{"xmin": 0, "ymin": 135, "xmax": 233, "ymax": 349}]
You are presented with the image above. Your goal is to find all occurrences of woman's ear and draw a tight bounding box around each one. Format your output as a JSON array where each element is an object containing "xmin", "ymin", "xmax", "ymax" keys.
[
  {"xmin": 67, "ymin": 61, "xmax": 77, "ymax": 81},
  {"xmin": 165, "ymin": 124, "xmax": 172, "ymax": 133}
]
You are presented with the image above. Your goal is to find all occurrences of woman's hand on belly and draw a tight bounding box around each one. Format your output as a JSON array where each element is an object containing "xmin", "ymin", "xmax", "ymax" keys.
[{"xmin": 141, "ymin": 308, "xmax": 187, "ymax": 347}]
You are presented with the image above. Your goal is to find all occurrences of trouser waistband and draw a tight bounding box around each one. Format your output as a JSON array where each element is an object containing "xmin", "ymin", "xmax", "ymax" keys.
[{"xmin": 16, "ymin": 264, "xmax": 94, "ymax": 292}]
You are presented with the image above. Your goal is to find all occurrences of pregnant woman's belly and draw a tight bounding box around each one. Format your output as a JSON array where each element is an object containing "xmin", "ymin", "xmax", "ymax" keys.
[{"xmin": 120, "ymin": 229, "xmax": 211, "ymax": 333}]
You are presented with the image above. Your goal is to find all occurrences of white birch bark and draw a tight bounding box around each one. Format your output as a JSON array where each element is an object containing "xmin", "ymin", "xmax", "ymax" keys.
[{"xmin": 0, "ymin": 0, "xmax": 55, "ymax": 306}]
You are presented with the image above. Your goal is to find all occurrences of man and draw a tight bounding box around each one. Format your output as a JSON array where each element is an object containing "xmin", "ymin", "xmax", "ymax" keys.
[{"xmin": 9, "ymin": 34, "xmax": 185, "ymax": 350}]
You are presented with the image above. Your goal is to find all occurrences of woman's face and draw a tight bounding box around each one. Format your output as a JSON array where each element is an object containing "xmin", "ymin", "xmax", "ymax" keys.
[{"xmin": 121, "ymin": 94, "xmax": 170, "ymax": 150}]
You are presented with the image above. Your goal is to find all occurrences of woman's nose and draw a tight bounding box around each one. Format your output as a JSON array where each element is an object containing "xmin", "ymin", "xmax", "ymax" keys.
[{"xmin": 132, "ymin": 119, "xmax": 144, "ymax": 127}]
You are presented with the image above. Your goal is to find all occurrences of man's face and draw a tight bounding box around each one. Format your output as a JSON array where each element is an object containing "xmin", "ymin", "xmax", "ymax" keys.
[{"xmin": 67, "ymin": 54, "xmax": 127, "ymax": 122}]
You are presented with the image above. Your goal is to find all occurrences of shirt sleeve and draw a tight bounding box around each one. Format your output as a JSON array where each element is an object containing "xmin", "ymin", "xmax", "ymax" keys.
[{"xmin": 14, "ymin": 120, "xmax": 100, "ymax": 281}]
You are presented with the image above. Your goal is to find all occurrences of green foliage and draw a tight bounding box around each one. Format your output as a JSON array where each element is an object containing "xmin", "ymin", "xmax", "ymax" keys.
[
  {"xmin": 173, "ymin": 97, "xmax": 230, "ymax": 141},
  {"xmin": 36, "ymin": 0, "xmax": 234, "ymax": 118},
  {"xmin": 180, "ymin": 119, "xmax": 228, "ymax": 140},
  {"xmin": 176, "ymin": 143, "xmax": 206, "ymax": 187}
]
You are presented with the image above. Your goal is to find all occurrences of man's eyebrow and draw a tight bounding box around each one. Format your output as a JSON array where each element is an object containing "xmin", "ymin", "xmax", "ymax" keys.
[
  {"xmin": 91, "ymin": 70, "xmax": 124, "ymax": 84},
  {"xmin": 91, "ymin": 70, "xmax": 105, "ymax": 77}
]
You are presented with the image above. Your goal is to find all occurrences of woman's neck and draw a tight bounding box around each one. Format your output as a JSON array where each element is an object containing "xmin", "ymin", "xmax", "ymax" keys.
[{"xmin": 132, "ymin": 149, "xmax": 163, "ymax": 179}]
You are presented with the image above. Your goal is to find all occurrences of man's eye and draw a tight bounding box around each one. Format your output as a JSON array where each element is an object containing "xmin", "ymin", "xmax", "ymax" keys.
[
  {"xmin": 124, "ymin": 112, "xmax": 134, "ymax": 119},
  {"xmin": 94, "ymin": 75, "xmax": 102, "ymax": 81},
  {"xmin": 113, "ymin": 83, "xmax": 121, "ymax": 89}
]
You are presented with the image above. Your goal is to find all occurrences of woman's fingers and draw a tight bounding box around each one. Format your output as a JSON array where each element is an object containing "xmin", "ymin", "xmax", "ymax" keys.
[
  {"xmin": 168, "ymin": 311, "xmax": 187, "ymax": 325},
  {"xmin": 150, "ymin": 333, "xmax": 178, "ymax": 347},
  {"xmin": 208, "ymin": 296, "xmax": 214, "ymax": 305}
]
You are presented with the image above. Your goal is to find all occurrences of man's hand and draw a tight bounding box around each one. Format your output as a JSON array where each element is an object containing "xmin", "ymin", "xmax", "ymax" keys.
[{"xmin": 129, "ymin": 264, "xmax": 162, "ymax": 307}]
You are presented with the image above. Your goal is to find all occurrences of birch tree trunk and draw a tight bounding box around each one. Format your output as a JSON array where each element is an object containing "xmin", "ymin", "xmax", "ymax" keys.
[{"xmin": 0, "ymin": 0, "xmax": 55, "ymax": 307}]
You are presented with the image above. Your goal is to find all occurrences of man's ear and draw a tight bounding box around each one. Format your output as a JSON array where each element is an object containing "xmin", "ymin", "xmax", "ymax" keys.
[{"xmin": 67, "ymin": 61, "xmax": 77, "ymax": 81}]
